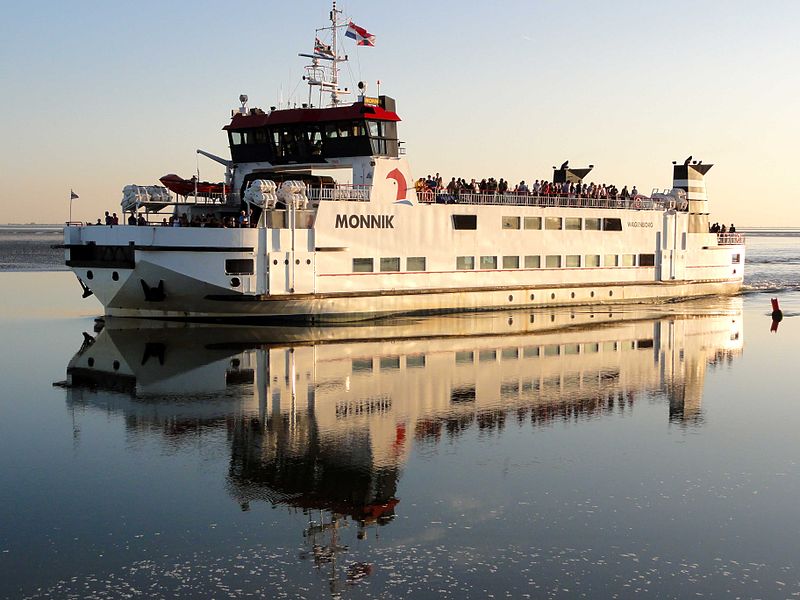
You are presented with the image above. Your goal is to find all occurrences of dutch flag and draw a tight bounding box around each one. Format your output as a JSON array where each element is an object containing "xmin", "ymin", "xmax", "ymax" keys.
[{"xmin": 345, "ymin": 21, "xmax": 376, "ymax": 47}]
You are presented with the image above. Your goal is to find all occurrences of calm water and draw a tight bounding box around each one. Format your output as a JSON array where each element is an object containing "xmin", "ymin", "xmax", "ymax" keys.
[{"xmin": 1, "ymin": 229, "xmax": 800, "ymax": 599}]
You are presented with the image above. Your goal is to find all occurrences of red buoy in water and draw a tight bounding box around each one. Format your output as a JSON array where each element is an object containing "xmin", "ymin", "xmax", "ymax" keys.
[{"xmin": 771, "ymin": 298, "xmax": 784, "ymax": 333}]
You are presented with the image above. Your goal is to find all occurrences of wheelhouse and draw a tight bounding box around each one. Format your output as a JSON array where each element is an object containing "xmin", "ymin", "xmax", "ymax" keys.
[{"xmin": 225, "ymin": 96, "xmax": 401, "ymax": 165}]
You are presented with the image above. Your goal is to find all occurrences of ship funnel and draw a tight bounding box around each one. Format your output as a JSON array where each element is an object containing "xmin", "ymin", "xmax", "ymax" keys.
[
  {"xmin": 673, "ymin": 161, "xmax": 713, "ymax": 233},
  {"xmin": 552, "ymin": 165, "xmax": 593, "ymax": 184}
]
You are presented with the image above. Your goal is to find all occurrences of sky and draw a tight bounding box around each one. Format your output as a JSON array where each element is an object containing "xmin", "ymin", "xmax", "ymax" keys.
[{"xmin": 1, "ymin": 0, "xmax": 798, "ymax": 226}]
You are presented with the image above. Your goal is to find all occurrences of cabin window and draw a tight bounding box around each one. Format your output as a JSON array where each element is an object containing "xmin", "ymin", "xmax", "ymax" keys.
[
  {"xmin": 565, "ymin": 255, "xmax": 581, "ymax": 268},
  {"xmin": 604, "ymin": 254, "xmax": 618, "ymax": 267},
  {"xmin": 367, "ymin": 120, "xmax": 380, "ymax": 137},
  {"xmin": 503, "ymin": 256, "xmax": 519, "ymax": 269},
  {"xmin": 225, "ymin": 258, "xmax": 254, "ymax": 275},
  {"xmin": 524, "ymin": 255, "xmax": 541, "ymax": 269},
  {"xmin": 621, "ymin": 254, "xmax": 636, "ymax": 267},
  {"xmin": 230, "ymin": 132, "xmax": 243, "ymax": 145},
  {"xmin": 585, "ymin": 218, "xmax": 601, "ymax": 231},
  {"xmin": 638, "ymin": 253, "xmax": 656, "ymax": 267},
  {"xmin": 565, "ymin": 217, "xmax": 582, "ymax": 230},
  {"xmin": 479, "ymin": 349, "xmax": 497, "ymax": 362},
  {"xmin": 452, "ymin": 214, "xmax": 477, "ymax": 230},
  {"xmin": 380, "ymin": 257, "xmax": 400, "ymax": 272},
  {"xmin": 380, "ymin": 356, "xmax": 401, "ymax": 370},
  {"xmin": 407, "ymin": 354, "xmax": 426, "ymax": 368},
  {"xmin": 523, "ymin": 346, "xmax": 539, "ymax": 358},
  {"xmin": 732, "ymin": 253, "xmax": 741, "ymax": 264},
  {"xmin": 585, "ymin": 342, "xmax": 600, "ymax": 353},
  {"xmin": 603, "ymin": 218, "xmax": 623, "ymax": 231},
  {"xmin": 353, "ymin": 258, "xmax": 374, "ymax": 272},
  {"xmin": 565, "ymin": 343, "xmax": 580, "ymax": 355},
  {"xmin": 407, "ymin": 256, "xmax": 426, "ymax": 271},
  {"xmin": 502, "ymin": 216, "xmax": 521, "ymax": 229},
  {"xmin": 585, "ymin": 254, "xmax": 600, "ymax": 267},
  {"xmin": 352, "ymin": 358, "xmax": 373, "ymax": 372},
  {"xmin": 455, "ymin": 351, "xmax": 474, "ymax": 364},
  {"xmin": 456, "ymin": 256, "xmax": 475, "ymax": 270},
  {"xmin": 524, "ymin": 216, "xmax": 542, "ymax": 230},
  {"xmin": 480, "ymin": 256, "xmax": 498, "ymax": 270},
  {"xmin": 545, "ymin": 255, "xmax": 562, "ymax": 268},
  {"xmin": 545, "ymin": 217, "xmax": 562, "ymax": 230},
  {"xmin": 544, "ymin": 345, "xmax": 560, "ymax": 357}
]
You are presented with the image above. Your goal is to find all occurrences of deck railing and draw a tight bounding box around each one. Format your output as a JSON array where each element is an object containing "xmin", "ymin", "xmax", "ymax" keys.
[
  {"xmin": 307, "ymin": 184, "xmax": 372, "ymax": 202},
  {"xmin": 417, "ymin": 190, "xmax": 682, "ymax": 211},
  {"xmin": 717, "ymin": 232, "xmax": 745, "ymax": 245}
]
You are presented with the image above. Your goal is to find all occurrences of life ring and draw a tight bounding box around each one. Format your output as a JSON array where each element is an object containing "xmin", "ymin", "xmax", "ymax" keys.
[{"xmin": 633, "ymin": 197, "xmax": 641, "ymax": 210}]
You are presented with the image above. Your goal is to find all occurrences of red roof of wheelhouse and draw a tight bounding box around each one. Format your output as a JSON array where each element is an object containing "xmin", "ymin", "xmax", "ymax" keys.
[{"xmin": 224, "ymin": 102, "xmax": 401, "ymax": 131}]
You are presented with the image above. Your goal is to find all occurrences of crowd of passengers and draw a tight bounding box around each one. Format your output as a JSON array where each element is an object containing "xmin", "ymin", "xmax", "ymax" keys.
[
  {"xmin": 91, "ymin": 209, "xmax": 256, "ymax": 228},
  {"xmin": 710, "ymin": 222, "xmax": 736, "ymax": 233},
  {"xmin": 414, "ymin": 173, "xmax": 640, "ymax": 201}
]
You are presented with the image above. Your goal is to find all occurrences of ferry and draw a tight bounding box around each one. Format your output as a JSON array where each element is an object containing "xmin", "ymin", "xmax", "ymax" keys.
[{"xmin": 62, "ymin": 5, "xmax": 745, "ymax": 322}]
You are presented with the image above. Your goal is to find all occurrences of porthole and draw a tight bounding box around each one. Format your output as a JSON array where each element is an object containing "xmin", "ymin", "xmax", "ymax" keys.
[
  {"xmin": 530, "ymin": 293, "xmax": 535, "ymax": 301},
  {"xmin": 609, "ymin": 290, "xmax": 613, "ymax": 297},
  {"xmin": 306, "ymin": 259, "xmax": 311, "ymax": 265},
  {"xmin": 550, "ymin": 315, "xmax": 555, "ymax": 322},
  {"xmin": 508, "ymin": 317, "xmax": 513, "ymax": 325},
  {"xmin": 570, "ymin": 292, "xmax": 575, "ymax": 298},
  {"xmin": 230, "ymin": 277, "xmax": 241, "ymax": 287},
  {"xmin": 296, "ymin": 259, "xmax": 300, "ymax": 265},
  {"xmin": 86, "ymin": 270, "xmax": 93, "ymax": 280},
  {"xmin": 508, "ymin": 295, "xmax": 513, "ymax": 302},
  {"xmin": 551, "ymin": 293, "xmax": 556, "ymax": 299},
  {"xmin": 87, "ymin": 357, "xmax": 95, "ymax": 367},
  {"xmin": 571, "ymin": 314, "xmax": 575, "ymax": 319},
  {"xmin": 284, "ymin": 259, "xmax": 289, "ymax": 265},
  {"xmin": 112, "ymin": 271, "xmax": 119, "ymax": 281},
  {"xmin": 273, "ymin": 259, "xmax": 278, "ymax": 265},
  {"xmin": 590, "ymin": 291, "xmax": 595, "ymax": 298},
  {"xmin": 112, "ymin": 360, "xmax": 120, "ymax": 371}
]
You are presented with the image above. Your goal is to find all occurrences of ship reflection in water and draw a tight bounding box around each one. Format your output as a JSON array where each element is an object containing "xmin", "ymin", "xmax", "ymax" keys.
[{"xmin": 61, "ymin": 299, "xmax": 742, "ymax": 589}]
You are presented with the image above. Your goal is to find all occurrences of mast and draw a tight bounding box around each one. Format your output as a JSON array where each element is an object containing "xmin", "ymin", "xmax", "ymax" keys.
[{"xmin": 298, "ymin": 1, "xmax": 349, "ymax": 107}]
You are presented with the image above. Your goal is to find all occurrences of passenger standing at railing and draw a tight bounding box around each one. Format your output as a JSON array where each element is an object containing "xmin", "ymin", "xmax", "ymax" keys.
[{"xmin": 730, "ymin": 224, "xmax": 736, "ymax": 233}]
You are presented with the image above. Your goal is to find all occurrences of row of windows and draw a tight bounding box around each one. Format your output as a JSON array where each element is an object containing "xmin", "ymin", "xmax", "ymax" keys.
[
  {"xmin": 353, "ymin": 256, "xmax": 426, "ymax": 272},
  {"xmin": 351, "ymin": 254, "xmax": 655, "ymax": 272},
  {"xmin": 452, "ymin": 215, "xmax": 624, "ymax": 231},
  {"xmin": 348, "ymin": 337, "xmax": 654, "ymax": 375},
  {"xmin": 456, "ymin": 253, "xmax": 655, "ymax": 269}
]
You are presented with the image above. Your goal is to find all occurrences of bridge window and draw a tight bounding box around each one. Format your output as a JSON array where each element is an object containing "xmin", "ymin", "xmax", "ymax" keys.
[
  {"xmin": 565, "ymin": 217, "xmax": 582, "ymax": 230},
  {"xmin": 502, "ymin": 216, "xmax": 520, "ymax": 229},
  {"xmin": 603, "ymin": 218, "xmax": 623, "ymax": 231}
]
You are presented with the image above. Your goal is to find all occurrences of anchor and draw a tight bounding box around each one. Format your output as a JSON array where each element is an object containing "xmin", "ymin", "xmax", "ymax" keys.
[{"xmin": 75, "ymin": 275, "xmax": 93, "ymax": 298}]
